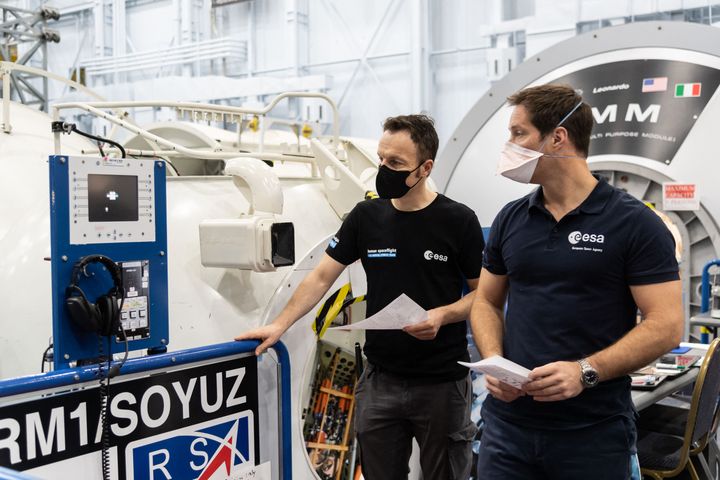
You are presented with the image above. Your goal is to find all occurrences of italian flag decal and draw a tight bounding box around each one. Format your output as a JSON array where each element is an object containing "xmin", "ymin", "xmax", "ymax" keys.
[{"xmin": 674, "ymin": 83, "xmax": 702, "ymax": 97}]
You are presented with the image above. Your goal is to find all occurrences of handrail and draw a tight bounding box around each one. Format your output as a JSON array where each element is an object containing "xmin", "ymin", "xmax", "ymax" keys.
[
  {"xmin": 80, "ymin": 147, "xmax": 316, "ymax": 163},
  {"xmin": 53, "ymin": 92, "xmax": 339, "ymax": 160},
  {"xmin": 0, "ymin": 63, "xmax": 339, "ymax": 156},
  {"xmin": 52, "ymin": 101, "xmax": 318, "ymax": 164},
  {"xmin": 54, "ymin": 91, "xmax": 340, "ymax": 144},
  {"xmin": 0, "ymin": 61, "xmax": 107, "ymax": 134},
  {"xmin": 0, "ymin": 339, "xmax": 293, "ymax": 479},
  {"xmin": 0, "ymin": 62, "xmax": 105, "ymax": 102}
]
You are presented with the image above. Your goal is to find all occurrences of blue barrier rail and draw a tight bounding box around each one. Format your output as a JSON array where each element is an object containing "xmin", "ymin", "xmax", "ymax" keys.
[
  {"xmin": 0, "ymin": 340, "xmax": 292, "ymax": 480},
  {"xmin": 0, "ymin": 467, "xmax": 40, "ymax": 480},
  {"xmin": 699, "ymin": 259, "xmax": 720, "ymax": 344},
  {"xmin": 700, "ymin": 259, "xmax": 720, "ymax": 314}
]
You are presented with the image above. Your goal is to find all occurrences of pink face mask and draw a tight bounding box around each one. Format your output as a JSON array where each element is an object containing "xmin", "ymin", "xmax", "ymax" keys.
[
  {"xmin": 497, "ymin": 99, "xmax": 584, "ymax": 184},
  {"xmin": 496, "ymin": 141, "xmax": 544, "ymax": 184}
]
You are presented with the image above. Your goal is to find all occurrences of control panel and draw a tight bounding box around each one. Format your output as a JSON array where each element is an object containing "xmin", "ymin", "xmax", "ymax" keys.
[
  {"xmin": 68, "ymin": 156, "xmax": 156, "ymax": 244},
  {"xmin": 49, "ymin": 155, "xmax": 169, "ymax": 369},
  {"xmin": 119, "ymin": 260, "xmax": 151, "ymax": 341}
]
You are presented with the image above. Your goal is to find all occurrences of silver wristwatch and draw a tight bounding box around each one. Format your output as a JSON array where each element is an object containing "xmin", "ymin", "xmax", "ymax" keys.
[{"xmin": 578, "ymin": 358, "xmax": 599, "ymax": 388}]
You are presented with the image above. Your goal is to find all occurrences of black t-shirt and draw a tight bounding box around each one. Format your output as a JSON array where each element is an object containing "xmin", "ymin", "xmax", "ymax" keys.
[
  {"xmin": 482, "ymin": 178, "xmax": 680, "ymax": 429},
  {"xmin": 325, "ymin": 194, "xmax": 484, "ymax": 382}
]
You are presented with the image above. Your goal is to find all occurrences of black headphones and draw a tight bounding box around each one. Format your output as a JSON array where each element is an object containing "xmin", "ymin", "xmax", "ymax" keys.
[{"xmin": 65, "ymin": 255, "xmax": 123, "ymax": 337}]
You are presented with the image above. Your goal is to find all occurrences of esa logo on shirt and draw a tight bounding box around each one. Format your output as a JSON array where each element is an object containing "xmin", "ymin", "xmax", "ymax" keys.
[
  {"xmin": 424, "ymin": 250, "xmax": 448, "ymax": 262},
  {"xmin": 568, "ymin": 231, "xmax": 605, "ymax": 245}
]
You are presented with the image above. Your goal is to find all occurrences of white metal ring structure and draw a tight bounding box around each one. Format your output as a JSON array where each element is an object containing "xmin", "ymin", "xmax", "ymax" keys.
[{"xmin": 436, "ymin": 21, "xmax": 720, "ymax": 333}]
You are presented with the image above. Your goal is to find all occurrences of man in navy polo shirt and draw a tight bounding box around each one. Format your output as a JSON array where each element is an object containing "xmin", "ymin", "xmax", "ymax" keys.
[{"xmin": 471, "ymin": 84, "xmax": 683, "ymax": 479}]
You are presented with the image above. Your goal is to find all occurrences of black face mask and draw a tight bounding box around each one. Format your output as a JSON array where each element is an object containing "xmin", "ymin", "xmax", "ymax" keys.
[{"xmin": 376, "ymin": 162, "xmax": 426, "ymax": 199}]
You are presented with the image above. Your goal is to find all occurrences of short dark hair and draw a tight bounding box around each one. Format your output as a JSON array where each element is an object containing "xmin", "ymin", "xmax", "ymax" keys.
[
  {"xmin": 382, "ymin": 114, "xmax": 439, "ymax": 164},
  {"xmin": 507, "ymin": 84, "xmax": 594, "ymax": 157}
]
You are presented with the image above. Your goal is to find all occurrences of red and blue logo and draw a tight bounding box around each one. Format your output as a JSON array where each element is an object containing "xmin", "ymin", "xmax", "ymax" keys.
[{"xmin": 125, "ymin": 412, "xmax": 255, "ymax": 480}]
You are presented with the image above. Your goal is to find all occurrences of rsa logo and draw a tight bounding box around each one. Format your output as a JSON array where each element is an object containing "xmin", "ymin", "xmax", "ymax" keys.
[{"xmin": 125, "ymin": 412, "xmax": 254, "ymax": 480}]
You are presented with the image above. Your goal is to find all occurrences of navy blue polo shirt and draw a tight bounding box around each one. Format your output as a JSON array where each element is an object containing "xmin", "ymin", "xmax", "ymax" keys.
[{"xmin": 482, "ymin": 177, "xmax": 679, "ymax": 429}]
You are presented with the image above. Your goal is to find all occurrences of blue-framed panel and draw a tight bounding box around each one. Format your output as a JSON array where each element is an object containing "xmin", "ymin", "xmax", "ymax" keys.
[
  {"xmin": 49, "ymin": 155, "xmax": 169, "ymax": 368},
  {"xmin": 0, "ymin": 340, "xmax": 292, "ymax": 480}
]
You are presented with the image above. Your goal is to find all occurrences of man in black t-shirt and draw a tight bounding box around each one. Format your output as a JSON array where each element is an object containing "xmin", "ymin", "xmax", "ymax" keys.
[
  {"xmin": 471, "ymin": 84, "xmax": 683, "ymax": 479},
  {"xmin": 236, "ymin": 114, "xmax": 484, "ymax": 479}
]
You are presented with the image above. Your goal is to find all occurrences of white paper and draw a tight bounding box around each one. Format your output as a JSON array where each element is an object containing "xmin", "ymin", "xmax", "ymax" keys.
[
  {"xmin": 229, "ymin": 462, "xmax": 272, "ymax": 480},
  {"xmin": 458, "ymin": 355, "xmax": 531, "ymax": 388},
  {"xmin": 330, "ymin": 293, "xmax": 427, "ymax": 330},
  {"xmin": 679, "ymin": 341, "xmax": 710, "ymax": 351}
]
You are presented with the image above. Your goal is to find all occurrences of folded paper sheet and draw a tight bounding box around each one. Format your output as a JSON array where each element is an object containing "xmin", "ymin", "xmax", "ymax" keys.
[
  {"xmin": 330, "ymin": 293, "xmax": 426, "ymax": 330},
  {"xmin": 458, "ymin": 355, "xmax": 531, "ymax": 388}
]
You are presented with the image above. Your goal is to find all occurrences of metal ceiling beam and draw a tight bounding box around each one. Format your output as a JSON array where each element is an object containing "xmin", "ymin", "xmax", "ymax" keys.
[{"xmin": 0, "ymin": 3, "xmax": 61, "ymax": 111}]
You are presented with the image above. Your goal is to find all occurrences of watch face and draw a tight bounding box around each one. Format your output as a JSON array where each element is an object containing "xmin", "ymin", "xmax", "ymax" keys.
[{"xmin": 583, "ymin": 369, "xmax": 600, "ymax": 386}]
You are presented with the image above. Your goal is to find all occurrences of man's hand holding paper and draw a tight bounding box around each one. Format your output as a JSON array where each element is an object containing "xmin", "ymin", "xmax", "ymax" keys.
[
  {"xmin": 486, "ymin": 375, "xmax": 526, "ymax": 402},
  {"xmin": 523, "ymin": 361, "xmax": 584, "ymax": 402},
  {"xmin": 403, "ymin": 308, "xmax": 443, "ymax": 340},
  {"xmin": 458, "ymin": 355, "xmax": 532, "ymax": 402},
  {"xmin": 330, "ymin": 293, "xmax": 427, "ymax": 331}
]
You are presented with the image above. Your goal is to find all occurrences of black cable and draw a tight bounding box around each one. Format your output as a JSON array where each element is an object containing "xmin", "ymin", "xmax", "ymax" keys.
[
  {"xmin": 98, "ymin": 335, "xmax": 111, "ymax": 480},
  {"xmin": 165, "ymin": 159, "xmax": 180, "ymax": 177},
  {"xmin": 108, "ymin": 294, "xmax": 128, "ymax": 379},
  {"xmin": 131, "ymin": 154, "xmax": 180, "ymax": 177},
  {"xmin": 51, "ymin": 122, "xmax": 126, "ymax": 158},
  {"xmin": 108, "ymin": 328, "xmax": 129, "ymax": 379},
  {"xmin": 40, "ymin": 343, "xmax": 53, "ymax": 373},
  {"xmin": 99, "ymin": 278, "xmax": 127, "ymax": 480},
  {"xmin": 70, "ymin": 126, "xmax": 126, "ymax": 158}
]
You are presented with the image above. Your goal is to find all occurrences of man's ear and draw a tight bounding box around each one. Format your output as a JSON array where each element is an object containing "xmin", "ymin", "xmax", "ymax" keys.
[
  {"xmin": 423, "ymin": 159, "xmax": 434, "ymax": 176},
  {"xmin": 553, "ymin": 127, "xmax": 569, "ymax": 149}
]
